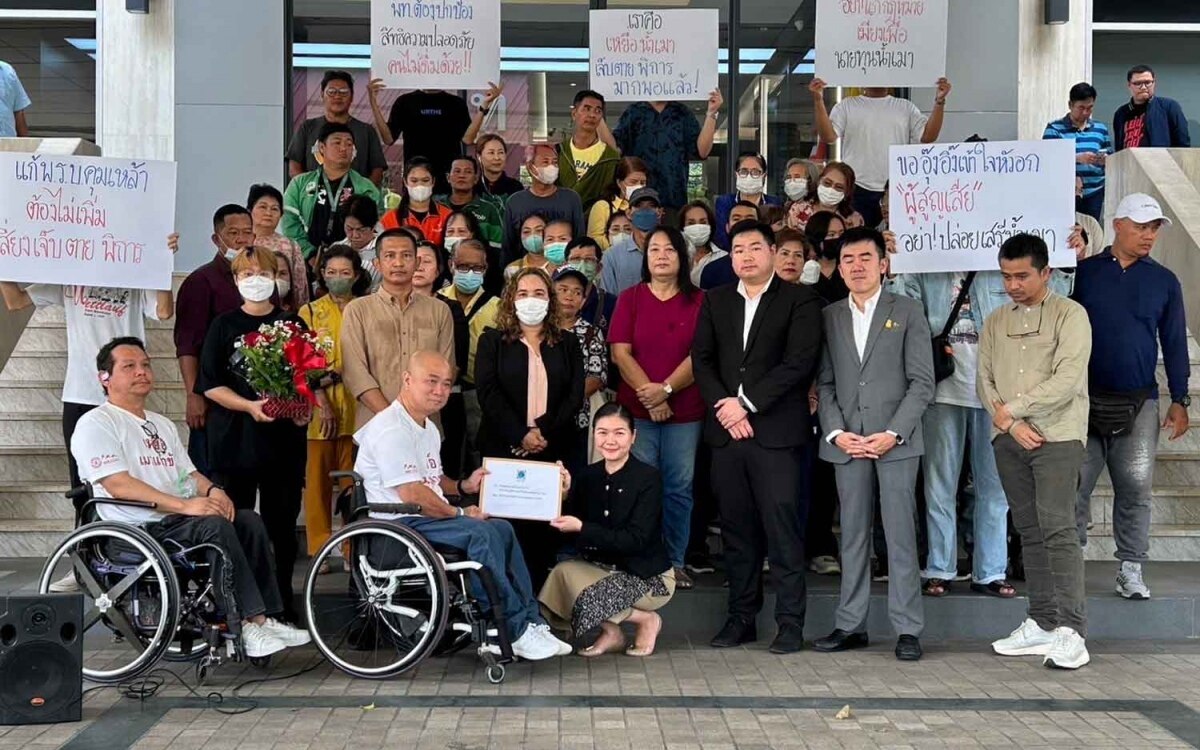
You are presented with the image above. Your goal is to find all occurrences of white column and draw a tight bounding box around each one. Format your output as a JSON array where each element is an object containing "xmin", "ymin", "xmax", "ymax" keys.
[
  {"xmin": 1017, "ymin": 0, "xmax": 1092, "ymax": 140},
  {"xmin": 96, "ymin": 0, "xmax": 175, "ymax": 161}
]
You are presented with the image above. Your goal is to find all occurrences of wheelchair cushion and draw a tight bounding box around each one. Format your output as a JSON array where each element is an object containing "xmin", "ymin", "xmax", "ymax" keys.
[{"xmin": 430, "ymin": 543, "xmax": 468, "ymax": 564}]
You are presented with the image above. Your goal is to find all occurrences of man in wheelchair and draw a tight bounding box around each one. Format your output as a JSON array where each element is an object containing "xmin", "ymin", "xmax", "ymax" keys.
[
  {"xmin": 354, "ymin": 350, "xmax": 573, "ymax": 661},
  {"xmin": 69, "ymin": 336, "xmax": 312, "ymax": 659}
]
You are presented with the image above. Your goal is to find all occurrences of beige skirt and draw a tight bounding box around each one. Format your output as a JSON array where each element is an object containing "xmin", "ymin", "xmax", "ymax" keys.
[{"xmin": 538, "ymin": 559, "xmax": 676, "ymax": 633}]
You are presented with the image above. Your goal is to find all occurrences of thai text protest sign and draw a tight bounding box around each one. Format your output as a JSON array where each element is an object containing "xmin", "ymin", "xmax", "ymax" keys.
[
  {"xmin": 589, "ymin": 9, "xmax": 718, "ymax": 102},
  {"xmin": 815, "ymin": 0, "xmax": 948, "ymax": 88},
  {"xmin": 371, "ymin": 0, "xmax": 500, "ymax": 90},
  {"xmin": 887, "ymin": 140, "xmax": 1076, "ymax": 274},
  {"xmin": 0, "ymin": 153, "xmax": 177, "ymax": 290}
]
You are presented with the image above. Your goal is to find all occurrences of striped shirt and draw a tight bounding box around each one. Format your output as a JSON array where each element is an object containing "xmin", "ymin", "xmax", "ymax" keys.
[{"xmin": 1042, "ymin": 116, "xmax": 1112, "ymax": 196}]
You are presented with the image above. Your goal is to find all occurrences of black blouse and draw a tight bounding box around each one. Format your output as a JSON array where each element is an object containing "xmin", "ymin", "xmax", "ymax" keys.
[{"xmin": 573, "ymin": 457, "xmax": 671, "ymax": 580}]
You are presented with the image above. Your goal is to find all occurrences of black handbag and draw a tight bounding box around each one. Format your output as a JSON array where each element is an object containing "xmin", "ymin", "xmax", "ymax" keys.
[
  {"xmin": 931, "ymin": 272, "xmax": 976, "ymax": 382},
  {"xmin": 1088, "ymin": 387, "xmax": 1154, "ymax": 437}
]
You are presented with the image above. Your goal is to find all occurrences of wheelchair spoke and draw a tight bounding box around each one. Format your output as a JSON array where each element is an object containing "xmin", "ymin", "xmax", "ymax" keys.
[
  {"xmin": 70, "ymin": 552, "xmax": 106, "ymax": 599},
  {"xmin": 106, "ymin": 606, "xmax": 147, "ymax": 653},
  {"xmin": 105, "ymin": 560, "xmax": 154, "ymax": 603}
]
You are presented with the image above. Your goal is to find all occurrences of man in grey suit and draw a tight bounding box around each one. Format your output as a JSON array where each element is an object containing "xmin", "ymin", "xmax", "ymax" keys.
[{"xmin": 812, "ymin": 227, "xmax": 935, "ymax": 661}]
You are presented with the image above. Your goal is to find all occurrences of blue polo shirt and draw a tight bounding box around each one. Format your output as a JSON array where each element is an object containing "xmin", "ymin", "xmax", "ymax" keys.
[
  {"xmin": 1042, "ymin": 116, "xmax": 1112, "ymax": 197},
  {"xmin": 1071, "ymin": 248, "xmax": 1189, "ymax": 400}
]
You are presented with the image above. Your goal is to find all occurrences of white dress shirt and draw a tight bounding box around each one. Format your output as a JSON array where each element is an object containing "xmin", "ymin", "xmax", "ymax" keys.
[
  {"xmin": 849, "ymin": 286, "xmax": 883, "ymax": 361},
  {"xmin": 733, "ymin": 274, "xmax": 775, "ymax": 412}
]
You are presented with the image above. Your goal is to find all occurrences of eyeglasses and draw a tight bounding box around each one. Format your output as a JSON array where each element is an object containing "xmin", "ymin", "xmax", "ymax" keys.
[
  {"xmin": 325, "ymin": 87, "xmax": 352, "ymax": 97},
  {"xmin": 1006, "ymin": 303, "xmax": 1044, "ymax": 339},
  {"xmin": 140, "ymin": 420, "xmax": 169, "ymax": 456},
  {"xmin": 736, "ymin": 169, "xmax": 765, "ymax": 178},
  {"xmin": 1130, "ymin": 80, "xmax": 1155, "ymax": 89}
]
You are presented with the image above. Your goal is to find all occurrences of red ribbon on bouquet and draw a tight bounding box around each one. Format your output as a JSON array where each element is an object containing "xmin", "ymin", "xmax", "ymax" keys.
[{"xmin": 283, "ymin": 336, "xmax": 328, "ymax": 405}]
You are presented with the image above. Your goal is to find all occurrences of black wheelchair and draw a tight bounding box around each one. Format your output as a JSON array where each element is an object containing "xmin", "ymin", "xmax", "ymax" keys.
[
  {"xmin": 37, "ymin": 486, "xmax": 268, "ymax": 685},
  {"xmin": 302, "ymin": 471, "xmax": 514, "ymax": 683}
]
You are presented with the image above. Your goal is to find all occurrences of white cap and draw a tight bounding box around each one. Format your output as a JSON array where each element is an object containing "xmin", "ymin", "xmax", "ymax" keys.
[{"xmin": 1114, "ymin": 193, "xmax": 1173, "ymax": 226}]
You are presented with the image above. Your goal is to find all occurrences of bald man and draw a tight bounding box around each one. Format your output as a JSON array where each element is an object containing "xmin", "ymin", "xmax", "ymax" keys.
[{"xmin": 353, "ymin": 351, "xmax": 573, "ymax": 661}]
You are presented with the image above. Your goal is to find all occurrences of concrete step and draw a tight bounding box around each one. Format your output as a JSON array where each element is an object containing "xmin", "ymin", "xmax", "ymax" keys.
[
  {"xmin": 0, "ymin": 412, "xmax": 188, "ymax": 448},
  {"xmin": 12, "ymin": 325, "xmax": 175, "ymax": 355},
  {"xmin": 0, "ymin": 446, "xmax": 71, "ymax": 483},
  {"xmin": 1084, "ymin": 524, "xmax": 1200, "ymax": 562},
  {"xmin": 1088, "ymin": 487, "xmax": 1200, "ymax": 526},
  {"xmin": 0, "ymin": 352, "xmax": 181, "ymax": 383},
  {"xmin": 0, "ymin": 381, "xmax": 187, "ymax": 414},
  {"xmin": 0, "ymin": 484, "xmax": 73, "ymax": 521},
  {"xmin": 0, "ymin": 519, "xmax": 73, "ymax": 557}
]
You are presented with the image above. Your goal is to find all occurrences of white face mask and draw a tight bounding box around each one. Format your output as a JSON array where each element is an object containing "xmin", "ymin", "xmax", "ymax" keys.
[
  {"xmin": 609, "ymin": 231, "xmax": 631, "ymax": 247},
  {"xmin": 408, "ymin": 185, "xmax": 433, "ymax": 203},
  {"xmin": 275, "ymin": 279, "xmax": 291, "ymax": 298},
  {"xmin": 237, "ymin": 276, "xmax": 275, "ymax": 303},
  {"xmin": 736, "ymin": 174, "xmax": 765, "ymax": 195},
  {"xmin": 221, "ymin": 244, "xmax": 240, "ymax": 262},
  {"xmin": 818, "ymin": 185, "xmax": 845, "ymax": 206},
  {"xmin": 536, "ymin": 165, "xmax": 560, "ymax": 185},
  {"xmin": 681, "ymin": 224, "xmax": 712, "ymax": 247},
  {"xmin": 443, "ymin": 236, "xmax": 463, "ymax": 252},
  {"xmin": 623, "ymin": 183, "xmax": 644, "ymax": 201},
  {"xmin": 784, "ymin": 178, "xmax": 808, "ymax": 201},
  {"xmin": 514, "ymin": 297, "xmax": 549, "ymax": 326}
]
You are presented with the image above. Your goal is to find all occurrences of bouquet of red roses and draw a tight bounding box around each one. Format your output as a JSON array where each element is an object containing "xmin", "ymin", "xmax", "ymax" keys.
[{"xmin": 233, "ymin": 320, "xmax": 333, "ymax": 420}]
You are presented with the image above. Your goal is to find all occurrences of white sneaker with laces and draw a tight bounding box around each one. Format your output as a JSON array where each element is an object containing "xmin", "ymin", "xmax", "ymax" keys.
[
  {"xmin": 534, "ymin": 622, "xmax": 572, "ymax": 656},
  {"xmin": 263, "ymin": 617, "xmax": 312, "ymax": 647},
  {"xmin": 48, "ymin": 571, "xmax": 81, "ymax": 593},
  {"xmin": 992, "ymin": 618, "xmax": 1057, "ymax": 657},
  {"xmin": 512, "ymin": 623, "xmax": 559, "ymax": 661},
  {"xmin": 1043, "ymin": 627, "xmax": 1090, "ymax": 670},
  {"xmin": 242, "ymin": 622, "xmax": 288, "ymax": 658},
  {"xmin": 1116, "ymin": 561, "xmax": 1150, "ymax": 600},
  {"xmin": 808, "ymin": 555, "xmax": 841, "ymax": 576}
]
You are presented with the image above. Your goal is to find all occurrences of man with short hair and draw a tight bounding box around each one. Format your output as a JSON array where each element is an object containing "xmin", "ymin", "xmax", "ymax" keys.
[
  {"xmin": 440, "ymin": 239, "xmax": 500, "ymax": 460},
  {"xmin": 70, "ymin": 336, "xmax": 311, "ymax": 658},
  {"xmin": 558, "ymin": 90, "xmax": 621, "ymax": 210},
  {"xmin": 287, "ymin": 70, "xmax": 387, "ymax": 186},
  {"xmin": 692, "ymin": 221, "xmax": 824, "ymax": 655},
  {"xmin": 698, "ymin": 201, "xmax": 760, "ymax": 290},
  {"xmin": 502, "ymin": 144, "xmax": 586, "ymax": 266},
  {"xmin": 1073, "ymin": 193, "xmax": 1190, "ymax": 600},
  {"xmin": 283, "ymin": 122, "xmax": 383, "ymax": 261},
  {"xmin": 0, "ymin": 59, "xmax": 31, "ymax": 137},
  {"xmin": 354, "ymin": 350, "xmax": 572, "ymax": 661},
  {"xmin": 980, "ymin": 234, "xmax": 1093, "ymax": 670},
  {"xmin": 813, "ymin": 227, "xmax": 934, "ymax": 661},
  {"xmin": 439, "ymin": 156, "xmax": 504, "ymax": 250},
  {"xmin": 1113, "ymin": 65, "xmax": 1190, "ymax": 151},
  {"xmin": 1043, "ymin": 82, "xmax": 1113, "ymax": 222},
  {"xmin": 599, "ymin": 187, "xmax": 664, "ymax": 296}
]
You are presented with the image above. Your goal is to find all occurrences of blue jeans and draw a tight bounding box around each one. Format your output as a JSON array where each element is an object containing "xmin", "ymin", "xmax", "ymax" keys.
[
  {"xmin": 632, "ymin": 419, "xmax": 702, "ymax": 568},
  {"xmin": 398, "ymin": 515, "xmax": 543, "ymax": 642},
  {"xmin": 921, "ymin": 403, "xmax": 1010, "ymax": 583}
]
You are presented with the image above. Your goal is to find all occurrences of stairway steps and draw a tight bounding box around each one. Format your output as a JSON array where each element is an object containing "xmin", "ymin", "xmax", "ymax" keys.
[
  {"xmin": 0, "ymin": 381, "xmax": 186, "ymax": 414},
  {"xmin": 0, "ymin": 411, "xmax": 187, "ymax": 447},
  {"xmin": 0, "ymin": 484, "xmax": 73, "ymax": 520},
  {"xmin": 1088, "ymin": 487, "xmax": 1200, "ymax": 526},
  {"xmin": 12, "ymin": 326, "xmax": 175, "ymax": 354},
  {"xmin": 0, "ymin": 352, "xmax": 181, "ymax": 383},
  {"xmin": 1083, "ymin": 524, "xmax": 1200, "ymax": 562}
]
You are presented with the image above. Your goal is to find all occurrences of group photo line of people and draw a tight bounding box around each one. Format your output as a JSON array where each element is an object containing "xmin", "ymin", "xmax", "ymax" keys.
[{"xmin": 2, "ymin": 60, "xmax": 1190, "ymax": 675}]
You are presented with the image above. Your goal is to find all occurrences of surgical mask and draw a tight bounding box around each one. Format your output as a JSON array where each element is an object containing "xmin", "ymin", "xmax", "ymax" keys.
[
  {"xmin": 407, "ymin": 185, "xmax": 433, "ymax": 203},
  {"xmin": 631, "ymin": 209, "xmax": 658, "ymax": 233},
  {"xmin": 222, "ymin": 244, "xmax": 240, "ymax": 262},
  {"xmin": 514, "ymin": 297, "xmax": 549, "ymax": 326},
  {"xmin": 568, "ymin": 260, "xmax": 599, "ymax": 284},
  {"xmin": 623, "ymin": 184, "xmax": 644, "ymax": 201},
  {"xmin": 736, "ymin": 174, "xmax": 765, "ymax": 195},
  {"xmin": 443, "ymin": 236, "xmax": 464, "ymax": 252},
  {"xmin": 817, "ymin": 185, "xmax": 845, "ymax": 206},
  {"xmin": 453, "ymin": 269, "xmax": 484, "ymax": 294},
  {"xmin": 237, "ymin": 276, "xmax": 275, "ymax": 303},
  {"xmin": 681, "ymin": 224, "xmax": 712, "ymax": 247},
  {"xmin": 535, "ymin": 165, "xmax": 559, "ymax": 185},
  {"xmin": 544, "ymin": 241, "xmax": 568, "ymax": 265},
  {"xmin": 275, "ymin": 279, "xmax": 291, "ymax": 298},
  {"xmin": 800, "ymin": 260, "xmax": 822, "ymax": 285},
  {"xmin": 784, "ymin": 178, "xmax": 808, "ymax": 201},
  {"xmin": 522, "ymin": 235, "xmax": 545, "ymax": 255},
  {"xmin": 820, "ymin": 237, "xmax": 843, "ymax": 262},
  {"xmin": 325, "ymin": 277, "xmax": 354, "ymax": 296},
  {"xmin": 609, "ymin": 231, "xmax": 631, "ymax": 247}
]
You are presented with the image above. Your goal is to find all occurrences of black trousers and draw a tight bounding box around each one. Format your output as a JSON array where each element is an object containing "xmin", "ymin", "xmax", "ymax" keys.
[
  {"xmin": 807, "ymin": 455, "xmax": 839, "ymax": 559},
  {"xmin": 145, "ymin": 510, "xmax": 283, "ymax": 620},
  {"xmin": 62, "ymin": 402, "xmax": 98, "ymax": 511},
  {"xmin": 441, "ymin": 392, "xmax": 468, "ymax": 479},
  {"xmin": 216, "ymin": 468, "xmax": 304, "ymax": 621},
  {"xmin": 712, "ymin": 439, "xmax": 809, "ymax": 627},
  {"xmin": 687, "ymin": 441, "xmax": 718, "ymax": 562}
]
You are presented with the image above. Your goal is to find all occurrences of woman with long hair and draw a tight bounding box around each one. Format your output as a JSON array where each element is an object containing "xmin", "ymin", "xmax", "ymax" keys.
[
  {"xmin": 586, "ymin": 156, "xmax": 648, "ymax": 251},
  {"xmin": 785, "ymin": 161, "xmax": 864, "ymax": 232},
  {"xmin": 381, "ymin": 157, "xmax": 453, "ymax": 245},
  {"xmin": 678, "ymin": 200, "xmax": 724, "ymax": 287}
]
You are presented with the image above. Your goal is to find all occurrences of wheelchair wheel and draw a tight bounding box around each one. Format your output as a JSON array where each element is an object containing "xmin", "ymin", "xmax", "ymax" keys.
[
  {"xmin": 38, "ymin": 522, "xmax": 180, "ymax": 684},
  {"xmin": 304, "ymin": 520, "xmax": 449, "ymax": 679}
]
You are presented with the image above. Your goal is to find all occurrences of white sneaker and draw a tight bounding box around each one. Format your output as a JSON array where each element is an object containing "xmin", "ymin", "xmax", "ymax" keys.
[
  {"xmin": 808, "ymin": 555, "xmax": 841, "ymax": 576},
  {"xmin": 511, "ymin": 623, "xmax": 560, "ymax": 661},
  {"xmin": 241, "ymin": 622, "xmax": 288, "ymax": 658},
  {"xmin": 992, "ymin": 618, "xmax": 1057, "ymax": 657},
  {"xmin": 1116, "ymin": 561, "xmax": 1150, "ymax": 600},
  {"xmin": 262, "ymin": 617, "xmax": 312, "ymax": 647},
  {"xmin": 533, "ymin": 622, "xmax": 572, "ymax": 656},
  {"xmin": 48, "ymin": 571, "xmax": 81, "ymax": 593},
  {"xmin": 1043, "ymin": 627, "xmax": 1090, "ymax": 670}
]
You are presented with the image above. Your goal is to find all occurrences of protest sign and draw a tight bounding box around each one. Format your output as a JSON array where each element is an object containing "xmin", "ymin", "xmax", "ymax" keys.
[
  {"xmin": 371, "ymin": 0, "xmax": 500, "ymax": 90},
  {"xmin": 0, "ymin": 153, "xmax": 177, "ymax": 290},
  {"xmin": 815, "ymin": 0, "xmax": 948, "ymax": 88},
  {"xmin": 589, "ymin": 9, "xmax": 718, "ymax": 102},
  {"xmin": 887, "ymin": 139, "xmax": 1076, "ymax": 274}
]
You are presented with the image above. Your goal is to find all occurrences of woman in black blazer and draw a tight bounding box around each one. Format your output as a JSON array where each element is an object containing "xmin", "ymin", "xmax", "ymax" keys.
[
  {"xmin": 475, "ymin": 267, "xmax": 585, "ymax": 588},
  {"xmin": 540, "ymin": 403, "xmax": 675, "ymax": 657}
]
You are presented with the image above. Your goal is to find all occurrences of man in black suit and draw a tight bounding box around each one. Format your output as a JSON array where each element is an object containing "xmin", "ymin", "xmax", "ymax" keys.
[{"xmin": 692, "ymin": 220, "xmax": 825, "ymax": 654}]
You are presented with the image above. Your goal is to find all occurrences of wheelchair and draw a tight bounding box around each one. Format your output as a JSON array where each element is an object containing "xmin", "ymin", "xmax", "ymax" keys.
[
  {"xmin": 36, "ymin": 486, "xmax": 268, "ymax": 685},
  {"xmin": 302, "ymin": 471, "xmax": 514, "ymax": 684}
]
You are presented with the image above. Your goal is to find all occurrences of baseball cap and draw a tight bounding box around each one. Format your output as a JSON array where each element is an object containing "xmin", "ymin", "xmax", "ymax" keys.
[
  {"xmin": 551, "ymin": 266, "xmax": 588, "ymax": 286},
  {"xmin": 1115, "ymin": 193, "xmax": 1172, "ymax": 226},
  {"xmin": 628, "ymin": 187, "xmax": 661, "ymax": 207}
]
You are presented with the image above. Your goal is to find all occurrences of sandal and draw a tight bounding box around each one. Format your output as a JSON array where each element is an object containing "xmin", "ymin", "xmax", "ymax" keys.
[
  {"xmin": 922, "ymin": 578, "xmax": 950, "ymax": 597},
  {"xmin": 971, "ymin": 580, "xmax": 1017, "ymax": 598},
  {"xmin": 673, "ymin": 568, "xmax": 694, "ymax": 590}
]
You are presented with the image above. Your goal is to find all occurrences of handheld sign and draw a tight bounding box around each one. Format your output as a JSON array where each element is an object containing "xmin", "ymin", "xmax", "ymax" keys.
[
  {"xmin": 371, "ymin": 0, "xmax": 500, "ymax": 90},
  {"xmin": 815, "ymin": 0, "xmax": 948, "ymax": 88},
  {"xmin": 589, "ymin": 9, "xmax": 718, "ymax": 102},
  {"xmin": 887, "ymin": 139, "xmax": 1077, "ymax": 274},
  {"xmin": 0, "ymin": 153, "xmax": 176, "ymax": 290},
  {"xmin": 478, "ymin": 458, "xmax": 563, "ymax": 522}
]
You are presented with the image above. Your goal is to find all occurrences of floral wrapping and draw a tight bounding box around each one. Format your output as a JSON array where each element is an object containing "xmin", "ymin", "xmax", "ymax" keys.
[{"xmin": 232, "ymin": 320, "xmax": 333, "ymax": 418}]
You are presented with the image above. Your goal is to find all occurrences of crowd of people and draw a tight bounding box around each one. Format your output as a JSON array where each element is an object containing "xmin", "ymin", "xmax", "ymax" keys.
[{"xmin": 1, "ymin": 64, "xmax": 1191, "ymax": 669}]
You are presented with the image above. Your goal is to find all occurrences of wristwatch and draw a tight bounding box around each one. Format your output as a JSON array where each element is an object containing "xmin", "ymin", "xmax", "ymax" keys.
[
  {"xmin": 662, "ymin": 382, "xmax": 674, "ymax": 396},
  {"xmin": 1173, "ymin": 395, "xmax": 1192, "ymax": 408}
]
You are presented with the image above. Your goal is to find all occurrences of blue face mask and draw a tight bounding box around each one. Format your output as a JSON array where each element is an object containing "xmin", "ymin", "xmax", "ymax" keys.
[
  {"xmin": 631, "ymin": 208, "xmax": 658, "ymax": 233},
  {"xmin": 544, "ymin": 241, "xmax": 568, "ymax": 265},
  {"xmin": 453, "ymin": 269, "xmax": 484, "ymax": 294},
  {"xmin": 522, "ymin": 235, "xmax": 544, "ymax": 255}
]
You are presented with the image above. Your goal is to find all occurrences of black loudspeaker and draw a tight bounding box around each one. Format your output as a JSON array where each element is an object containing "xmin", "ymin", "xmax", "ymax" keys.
[{"xmin": 0, "ymin": 594, "xmax": 83, "ymax": 726}]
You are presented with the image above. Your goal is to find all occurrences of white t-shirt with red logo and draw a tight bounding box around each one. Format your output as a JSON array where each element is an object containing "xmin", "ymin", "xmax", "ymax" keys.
[
  {"xmin": 27, "ymin": 285, "xmax": 161, "ymax": 406},
  {"xmin": 71, "ymin": 402, "xmax": 196, "ymax": 524},
  {"xmin": 354, "ymin": 400, "xmax": 444, "ymax": 519}
]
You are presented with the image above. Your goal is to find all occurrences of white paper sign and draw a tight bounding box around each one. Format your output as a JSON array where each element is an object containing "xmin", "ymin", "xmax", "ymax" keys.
[
  {"xmin": 887, "ymin": 140, "xmax": 1077, "ymax": 274},
  {"xmin": 371, "ymin": 0, "xmax": 500, "ymax": 90},
  {"xmin": 479, "ymin": 458, "xmax": 563, "ymax": 522},
  {"xmin": 0, "ymin": 154, "xmax": 177, "ymax": 290},
  {"xmin": 815, "ymin": 0, "xmax": 948, "ymax": 88},
  {"xmin": 589, "ymin": 9, "xmax": 718, "ymax": 102}
]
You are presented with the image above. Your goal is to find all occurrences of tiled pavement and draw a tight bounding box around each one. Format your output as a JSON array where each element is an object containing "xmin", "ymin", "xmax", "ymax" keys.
[{"xmin": 6, "ymin": 639, "xmax": 1200, "ymax": 749}]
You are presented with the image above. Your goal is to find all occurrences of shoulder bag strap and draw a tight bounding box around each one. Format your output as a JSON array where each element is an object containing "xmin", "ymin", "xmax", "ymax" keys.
[{"xmin": 939, "ymin": 271, "xmax": 977, "ymax": 338}]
